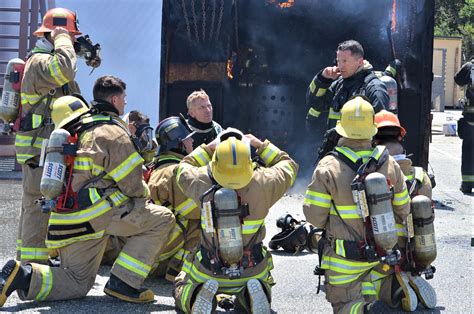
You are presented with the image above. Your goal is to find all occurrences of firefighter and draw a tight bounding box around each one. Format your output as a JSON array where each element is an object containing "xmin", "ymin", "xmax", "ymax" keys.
[
  {"xmin": 0, "ymin": 95, "xmax": 176, "ymax": 305},
  {"xmin": 122, "ymin": 110, "xmax": 156, "ymax": 164},
  {"xmin": 303, "ymin": 96, "xmax": 429, "ymax": 312},
  {"xmin": 306, "ymin": 40, "xmax": 389, "ymax": 130},
  {"xmin": 374, "ymin": 110, "xmax": 433, "ymax": 198},
  {"xmin": 14, "ymin": 8, "xmax": 82, "ymax": 264},
  {"xmin": 89, "ymin": 76, "xmax": 155, "ymax": 156},
  {"xmin": 454, "ymin": 58, "xmax": 474, "ymax": 193},
  {"xmin": 186, "ymin": 89, "xmax": 223, "ymax": 148},
  {"xmin": 373, "ymin": 110, "xmax": 437, "ymax": 309},
  {"xmin": 173, "ymin": 128, "xmax": 298, "ymax": 313},
  {"xmin": 306, "ymin": 40, "xmax": 394, "ymax": 165},
  {"xmin": 147, "ymin": 116, "xmax": 200, "ymax": 281}
]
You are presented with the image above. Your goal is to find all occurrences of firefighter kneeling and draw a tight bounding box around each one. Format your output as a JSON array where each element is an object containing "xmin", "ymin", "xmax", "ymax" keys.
[
  {"xmin": 147, "ymin": 116, "xmax": 201, "ymax": 281},
  {"xmin": 0, "ymin": 96, "xmax": 175, "ymax": 306},
  {"xmin": 173, "ymin": 128, "xmax": 298, "ymax": 313},
  {"xmin": 303, "ymin": 96, "xmax": 436, "ymax": 313}
]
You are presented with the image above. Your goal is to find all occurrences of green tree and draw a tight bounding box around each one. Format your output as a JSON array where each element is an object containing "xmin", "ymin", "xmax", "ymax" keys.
[{"xmin": 435, "ymin": 0, "xmax": 474, "ymax": 60}]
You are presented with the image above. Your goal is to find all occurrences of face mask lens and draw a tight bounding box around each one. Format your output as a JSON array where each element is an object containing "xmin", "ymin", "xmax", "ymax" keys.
[{"xmin": 138, "ymin": 126, "xmax": 154, "ymax": 151}]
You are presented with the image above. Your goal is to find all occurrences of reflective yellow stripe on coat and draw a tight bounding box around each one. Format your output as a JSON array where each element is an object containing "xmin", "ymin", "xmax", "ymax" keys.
[{"xmin": 304, "ymin": 190, "xmax": 332, "ymax": 208}]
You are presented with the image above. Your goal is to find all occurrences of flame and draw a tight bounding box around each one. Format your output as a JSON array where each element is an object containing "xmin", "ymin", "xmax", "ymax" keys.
[
  {"xmin": 391, "ymin": 0, "xmax": 397, "ymax": 32},
  {"xmin": 267, "ymin": 0, "xmax": 295, "ymax": 9},
  {"xmin": 226, "ymin": 58, "xmax": 233, "ymax": 79}
]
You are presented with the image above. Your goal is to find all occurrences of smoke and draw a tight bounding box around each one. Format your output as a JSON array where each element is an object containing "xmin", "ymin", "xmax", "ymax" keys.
[
  {"xmin": 56, "ymin": 0, "xmax": 162, "ymax": 128},
  {"xmin": 239, "ymin": 0, "xmax": 396, "ymax": 85}
]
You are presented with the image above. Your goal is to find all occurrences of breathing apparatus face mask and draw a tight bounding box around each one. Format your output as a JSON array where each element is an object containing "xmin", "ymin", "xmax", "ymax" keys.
[
  {"xmin": 134, "ymin": 123, "xmax": 154, "ymax": 153},
  {"xmin": 73, "ymin": 34, "xmax": 101, "ymax": 70}
]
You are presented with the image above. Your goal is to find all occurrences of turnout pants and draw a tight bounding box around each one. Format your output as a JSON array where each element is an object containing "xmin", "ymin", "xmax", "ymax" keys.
[
  {"xmin": 152, "ymin": 218, "xmax": 201, "ymax": 281},
  {"xmin": 323, "ymin": 261, "xmax": 393, "ymax": 313},
  {"xmin": 174, "ymin": 248, "xmax": 274, "ymax": 312},
  {"xmin": 20, "ymin": 200, "xmax": 175, "ymax": 301},
  {"xmin": 17, "ymin": 164, "xmax": 50, "ymax": 263}
]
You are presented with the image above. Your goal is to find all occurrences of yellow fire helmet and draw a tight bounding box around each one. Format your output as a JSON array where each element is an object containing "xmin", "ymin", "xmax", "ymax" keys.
[
  {"xmin": 335, "ymin": 96, "xmax": 378, "ymax": 139},
  {"xmin": 211, "ymin": 135, "xmax": 253, "ymax": 189},
  {"xmin": 51, "ymin": 95, "xmax": 89, "ymax": 129}
]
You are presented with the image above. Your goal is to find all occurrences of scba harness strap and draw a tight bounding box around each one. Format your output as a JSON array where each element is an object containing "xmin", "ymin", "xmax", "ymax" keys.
[
  {"xmin": 198, "ymin": 182, "xmax": 259, "ymax": 277},
  {"xmin": 53, "ymin": 113, "xmax": 132, "ymax": 212},
  {"xmin": 312, "ymin": 146, "xmax": 394, "ymax": 290}
]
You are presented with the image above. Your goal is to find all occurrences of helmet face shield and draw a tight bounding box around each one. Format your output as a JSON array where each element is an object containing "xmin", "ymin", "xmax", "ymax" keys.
[{"xmin": 155, "ymin": 116, "xmax": 193, "ymax": 154}]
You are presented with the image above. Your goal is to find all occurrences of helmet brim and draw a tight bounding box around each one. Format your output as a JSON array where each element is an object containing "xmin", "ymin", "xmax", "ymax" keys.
[
  {"xmin": 376, "ymin": 121, "xmax": 406, "ymax": 137},
  {"xmin": 33, "ymin": 26, "xmax": 82, "ymax": 36},
  {"xmin": 335, "ymin": 121, "xmax": 378, "ymax": 140},
  {"xmin": 211, "ymin": 160, "xmax": 253, "ymax": 190}
]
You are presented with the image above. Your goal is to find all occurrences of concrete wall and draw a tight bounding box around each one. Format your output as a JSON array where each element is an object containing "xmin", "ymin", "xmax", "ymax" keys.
[{"xmin": 433, "ymin": 36, "xmax": 463, "ymax": 108}]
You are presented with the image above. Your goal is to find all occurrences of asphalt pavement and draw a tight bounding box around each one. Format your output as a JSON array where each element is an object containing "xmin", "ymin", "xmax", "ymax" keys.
[{"xmin": 0, "ymin": 110, "xmax": 472, "ymax": 313}]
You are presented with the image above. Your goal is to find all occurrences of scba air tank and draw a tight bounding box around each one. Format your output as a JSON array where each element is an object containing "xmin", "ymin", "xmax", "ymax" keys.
[
  {"xmin": 0, "ymin": 58, "xmax": 25, "ymax": 122},
  {"xmin": 214, "ymin": 188, "xmax": 243, "ymax": 265},
  {"xmin": 411, "ymin": 195, "xmax": 437, "ymax": 269},
  {"xmin": 365, "ymin": 172, "xmax": 398, "ymax": 253},
  {"xmin": 40, "ymin": 129, "xmax": 70, "ymax": 200},
  {"xmin": 379, "ymin": 75, "xmax": 398, "ymax": 113}
]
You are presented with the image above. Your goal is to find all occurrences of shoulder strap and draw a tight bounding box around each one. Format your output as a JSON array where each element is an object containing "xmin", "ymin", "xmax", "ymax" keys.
[
  {"xmin": 328, "ymin": 149, "xmax": 361, "ymax": 172},
  {"xmin": 356, "ymin": 145, "xmax": 389, "ymax": 177},
  {"xmin": 148, "ymin": 155, "xmax": 181, "ymax": 171},
  {"xmin": 357, "ymin": 72, "xmax": 378, "ymax": 96},
  {"xmin": 329, "ymin": 145, "xmax": 389, "ymax": 178}
]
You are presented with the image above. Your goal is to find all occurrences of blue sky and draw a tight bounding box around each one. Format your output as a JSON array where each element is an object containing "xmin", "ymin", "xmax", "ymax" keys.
[{"xmin": 56, "ymin": 0, "xmax": 163, "ymax": 127}]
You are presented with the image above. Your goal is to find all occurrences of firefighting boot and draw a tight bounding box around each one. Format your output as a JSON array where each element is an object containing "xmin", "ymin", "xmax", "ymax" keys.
[
  {"xmin": 191, "ymin": 279, "xmax": 219, "ymax": 314},
  {"xmin": 247, "ymin": 279, "xmax": 271, "ymax": 314},
  {"xmin": 363, "ymin": 300, "xmax": 392, "ymax": 313},
  {"xmin": 407, "ymin": 273, "xmax": 437, "ymax": 309},
  {"xmin": 393, "ymin": 271, "xmax": 418, "ymax": 311},
  {"xmin": 460, "ymin": 182, "xmax": 472, "ymax": 193},
  {"xmin": 0, "ymin": 260, "xmax": 32, "ymax": 307},
  {"xmin": 104, "ymin": 274, "xmax": 154, "ymax": 303}
]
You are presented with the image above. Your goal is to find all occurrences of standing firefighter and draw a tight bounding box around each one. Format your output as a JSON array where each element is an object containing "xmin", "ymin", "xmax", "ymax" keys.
[
  {"xmin": 305, "ymin": 40, "xmax": 389, "ymax": 130},
  {"xmin": 303, "ymin": 96, "xmax": 428, "ymax": 312},
  {"xmin": 454, "ymin": 58, "xmax": 474, "ymax": 193},
  {"xmin": 0, "ymin": 95, "xmax": 175, "ymax": 305},
  {"xmin": 14, "ymin": 8, "xmax": 82, "ymax": 264},
  {"xmin": 174, "ymin": 128, "xmax": 298, "ymax": 313},
  {"xmin": 148, "ymin": 116, "xmax": 201, "ymax": 281},
  {"xmin": 306, "ymin": 40, "xmax": 397, "ymax": 164}
]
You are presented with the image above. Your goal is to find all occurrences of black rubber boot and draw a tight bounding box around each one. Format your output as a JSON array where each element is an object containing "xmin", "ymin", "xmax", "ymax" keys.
[
  {"xmin": 104, "ymin": 274, "xmax": 154, "ymax": 303},
  {"xmin": 0, "ymin": 260, "xmax": 32, "ymax": 307},
  {"xmin": 460, "ymin": 183, "xmax": 472, "ymax": 193},
  {"xmin": 364, "ymin": 300, "xmax": 392, "ymax": 313}
]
